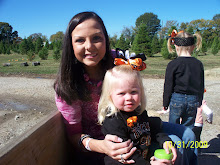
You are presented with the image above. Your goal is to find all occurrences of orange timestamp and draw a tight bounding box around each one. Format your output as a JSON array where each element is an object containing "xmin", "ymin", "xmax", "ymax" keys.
[{"xmin": 167, "ymin": 141, "xmax": 208, "ymax": 149}]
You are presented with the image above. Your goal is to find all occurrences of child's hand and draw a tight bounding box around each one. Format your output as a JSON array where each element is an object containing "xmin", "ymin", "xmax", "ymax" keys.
[
  {"xmin": 163, "ymin": 107, "xmax": 168, "ymax": 110},
  {"xmin": 150, "ymin": 156, "xmax": 172, "ymax": 165},
  {"xmin": 163, "ymin": 141, "xmax": 177, "ymax": 164},
  {"xmin": 157, "ymin": 107, "xmax": 169, "ymax": 114}
]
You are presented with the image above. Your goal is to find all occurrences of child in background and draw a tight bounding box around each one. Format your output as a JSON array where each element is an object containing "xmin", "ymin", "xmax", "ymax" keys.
[
  {"xmin": 163, "ymin": 30, "xmax": 204, "ymax": 129},
  {"xmin": 193, "ymin": 99, "xmax": 213, "ymax": 153},
  {"xmin": 98, "ymin": 64, "xmax": 177, "ymax": 165}
]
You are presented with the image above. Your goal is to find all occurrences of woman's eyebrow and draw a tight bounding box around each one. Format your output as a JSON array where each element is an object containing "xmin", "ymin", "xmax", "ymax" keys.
[{"xmin": 72, "ymin": 31, "xmax": 104, "ymax": 38}]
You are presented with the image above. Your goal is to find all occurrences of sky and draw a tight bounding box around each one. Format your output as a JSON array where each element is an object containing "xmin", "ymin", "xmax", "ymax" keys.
[{"xmin": 0, "ymin": 0, "xmax": 219, "ymax": 40}]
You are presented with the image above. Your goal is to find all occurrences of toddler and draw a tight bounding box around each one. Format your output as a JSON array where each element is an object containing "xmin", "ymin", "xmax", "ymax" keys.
[{"xmin": 98, "ymin": 64, "xmax": 176, "ymax": 165}]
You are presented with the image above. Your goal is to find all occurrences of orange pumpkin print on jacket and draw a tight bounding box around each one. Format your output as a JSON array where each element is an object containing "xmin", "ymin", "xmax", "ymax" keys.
[{"xmin": 127, "ymin": 116, "xmax": 138, "ymax": 128}]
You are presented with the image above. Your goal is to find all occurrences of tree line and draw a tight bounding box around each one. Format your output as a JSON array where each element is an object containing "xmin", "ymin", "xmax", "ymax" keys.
[{"xmin": 0, "ymin": 12, "xmax": 220, "ymax": 61}]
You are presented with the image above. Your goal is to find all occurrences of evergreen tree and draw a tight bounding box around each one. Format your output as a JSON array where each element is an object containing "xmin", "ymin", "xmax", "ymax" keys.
[
  {"xmin": 115, "ymin": 34, "xmax": 129, "ymax": 50},
  {"xmin": 219, "ymin": 40, "xmax": 220, "ymax": 50},
  {"xmin": 27, "ymin": 50, "xmax": 35, "ymax": 61},
  {"xmin": 35, "ymin": 37, "xmax": 43, "ymax": 54},
  {"xmin": 161, "ymin": 40, "xmax": 170, "ymax": 59},
  {"xmin": 11, "ymin": 42, "xmax": 20, "ymax": 53},
  {"xmin": 45, "ymin": 40, "xmax": 49, "ymax": 49},
  {"xmin": 38, "ymin": 47, "xmax": 49, "ymax": 60},
  {"xmin": 27, "ymin": 37, "xmax": 35, "ymax": 52},
  {"xmin": 0, "ymin": 41, "xmax": 4, "ymax": 54},
  {"xmin": 132, "ymin": 24, "xmax": 152, "ymax": 57},
  {"xmin": 201, "ymin": 40, "xmax": 208, "ymax": 55},
  {"xmin": 151, "ymin": 35, "xmax": 160, "ymax": 55},
  {"xmin": 55, "ymin": 40, "xmax": 62, "ymax": 50},
  {"xmin": 6, "ymin": 47, "xmax": 11, "ymax": 54},
  {"xmin": 211, "ymin": 37, "xmax": 219, "ymax": 55},
  {"xmin": 161, "ymin": 40, "xmax": 176, "ymax": 59},
  {"xmin": 159, "ymin": 39, "xmax": 165, "ymax": 52},
  {"xmin": 135, "ymin": 12, "xmax": 161, "ymax": 38},
  {"xmin": 19, "ymin": 38, "xmax": 29, "ymax": 55},
  {"xmin": 53, "ymin": 46, "xmax": 61, "ymax": 60},
  {"xmin": 2, "ymin": 44, "xmax": 6, "ymax": 54}
]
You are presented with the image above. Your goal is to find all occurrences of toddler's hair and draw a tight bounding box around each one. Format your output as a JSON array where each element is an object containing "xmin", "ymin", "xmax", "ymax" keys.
[
  {"xmin": 98, "ymin": 65, "xmax": 146, "ymax": 124},
  {"xmin": 167, "ymin": 31, "xmax": 202, "ymax": 53}
]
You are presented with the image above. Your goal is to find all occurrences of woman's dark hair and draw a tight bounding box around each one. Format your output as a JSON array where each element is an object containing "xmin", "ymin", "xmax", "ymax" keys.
[{"xmin": 54, "ymin": 11, "xmax": 113, "ymax": 104}]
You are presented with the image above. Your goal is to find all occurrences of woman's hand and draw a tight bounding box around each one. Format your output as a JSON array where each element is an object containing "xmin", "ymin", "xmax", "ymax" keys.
[
  {"xmin": 163, "ymin": 141, "xmax": 177, "ymax": 164},
  {"xmin": 150, "ymin": 156, "xmax": 172, "ymax": 165},
  {"xmin": 102, "ymin": 134, "xmax": 137, "ymax": 164}
]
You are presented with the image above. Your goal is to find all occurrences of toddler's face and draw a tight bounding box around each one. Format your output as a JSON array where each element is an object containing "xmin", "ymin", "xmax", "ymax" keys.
[{"xmin": 110, "ymin": 78, "xmax": 141, "ymax": 112}]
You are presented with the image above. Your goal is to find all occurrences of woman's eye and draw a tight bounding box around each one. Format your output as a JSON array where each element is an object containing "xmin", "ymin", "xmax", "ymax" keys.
[
  {"xmin": 93, "ymin": 36, "xmax": 102, "ymax": 42},
  {"xmin": 75, "ymin": 39, "xmax": 84, "ymax": 43}
]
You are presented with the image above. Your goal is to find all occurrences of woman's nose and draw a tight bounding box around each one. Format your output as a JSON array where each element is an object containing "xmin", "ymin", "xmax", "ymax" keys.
[{"xmin": 85, "ymin": 40, "xmax": 93, "ymax": 50}]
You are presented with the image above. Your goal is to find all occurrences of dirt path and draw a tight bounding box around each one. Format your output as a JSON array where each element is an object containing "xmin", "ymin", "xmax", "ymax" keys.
[
  {"xmin": 0, "ymin": 75, "xmax": 219, "ymax": 164},
  {"xmin": 0, "ymin": 77, "xmax": 57, "ymax": 149}
]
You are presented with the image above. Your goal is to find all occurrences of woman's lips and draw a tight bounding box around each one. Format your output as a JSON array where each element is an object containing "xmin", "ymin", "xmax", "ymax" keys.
[{"xmin": 84, "ymin": 54, "xmax": 97, "ymax": 58}]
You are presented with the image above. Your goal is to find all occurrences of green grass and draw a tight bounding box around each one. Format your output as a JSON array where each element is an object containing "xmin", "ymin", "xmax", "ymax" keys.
[
  {"xmin": 0, "ymin": 51, "xmax": 60, "ymax": 76},
  {"xmin": 0, "ymin": 50, "xmax": 219, "ymax": 78},
  {"xmin": 141, "ymin": 51, "xmax": 220, "ymax": 78}
]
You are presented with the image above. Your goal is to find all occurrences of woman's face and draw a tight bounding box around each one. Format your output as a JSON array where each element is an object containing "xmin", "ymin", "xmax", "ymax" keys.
[{"xmin": 71, "ymin": 18, "xmax": 106, "ymax": 67}]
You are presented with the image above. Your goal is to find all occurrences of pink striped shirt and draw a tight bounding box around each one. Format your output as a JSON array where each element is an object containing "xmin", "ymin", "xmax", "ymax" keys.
[{"xmin": 55, "ymin": 75, "xmax": 104, "ymax": 139}]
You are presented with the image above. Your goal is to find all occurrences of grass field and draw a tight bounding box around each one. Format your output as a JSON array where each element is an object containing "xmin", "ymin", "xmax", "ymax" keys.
[
  {"xmin": 142, "ymin": 51, "xmax": 220, "ymax": 77},
  {"xmin": 0, "ymin": 50, "xmax": 219, "ymax": 78},
  {"xmin": 0, "ymin": 51, "xmax": 60, "ymax": 76}
]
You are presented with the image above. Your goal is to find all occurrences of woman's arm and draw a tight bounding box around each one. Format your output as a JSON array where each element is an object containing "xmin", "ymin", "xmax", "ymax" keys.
[
  {"xmin": 89, "ymin": 135, "xmax": 136, "ymax": 163},
  {"xmin": 68, "ymin": 133, "xmax": 136, "ymax": 164},
  {"xmin": 56, "ymin": 96, "xmax": 136, "ymax": 163}
]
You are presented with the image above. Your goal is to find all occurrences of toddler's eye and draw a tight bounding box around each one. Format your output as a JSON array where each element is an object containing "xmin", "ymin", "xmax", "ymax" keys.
[{"xmin": 131, "ymin": 91, "xmax": 138, "ymax": 94}]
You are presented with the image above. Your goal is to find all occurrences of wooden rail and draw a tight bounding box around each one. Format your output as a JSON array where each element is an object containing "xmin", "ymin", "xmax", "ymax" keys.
[{"xmin": 0, "ymin": 111, "xmax": 69, "ymax": 165}]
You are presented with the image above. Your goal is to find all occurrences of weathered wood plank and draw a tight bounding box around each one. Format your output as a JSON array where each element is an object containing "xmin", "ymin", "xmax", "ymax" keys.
[{"xmin": 0, "ymin": 111, "xmax": 69, "ymax": 165}]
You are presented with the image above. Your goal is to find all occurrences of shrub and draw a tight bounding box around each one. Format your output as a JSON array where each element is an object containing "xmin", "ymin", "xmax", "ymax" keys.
[
  {"xmin": 38, "ymin": 47, "xmax": 49, "ymax": 60},
  {"xmin": 211, "ymin": 37, "xmax": 219, "ymax": 55},
  {"xmin": 27, "ymin": 50, "xmax": 35, "ymax": 61},
  {"xmin": 161, "ymin": 40, "xmax": 176, "ymax": 59},
  {"xmin": 53, "ymin": 47, "xmax": 61, "ymax": 60}
]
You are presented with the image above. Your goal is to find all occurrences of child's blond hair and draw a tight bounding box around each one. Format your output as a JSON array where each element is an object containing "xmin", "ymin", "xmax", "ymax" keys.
[
  {"xmin": 167, "ymin": 31, "xmax": 202, "ymax": 54},
  {"xmin": 98, "ymin": 65, "xmax": 146, "ymax": 124}
]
